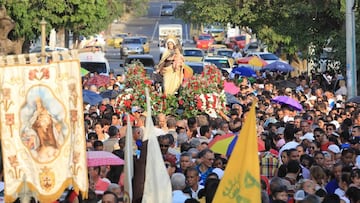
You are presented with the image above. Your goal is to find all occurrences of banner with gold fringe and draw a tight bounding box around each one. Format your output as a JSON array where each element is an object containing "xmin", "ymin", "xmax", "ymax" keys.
[{"xmin": 0, "ymin": 52, "xmax": 88, "ymax": 202}]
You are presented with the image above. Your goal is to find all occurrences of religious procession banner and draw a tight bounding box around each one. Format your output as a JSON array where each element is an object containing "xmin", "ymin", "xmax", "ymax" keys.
[
  {"xmin": 0, "ymin": 52, "xmax": 88, "ymax": 202},
  {"xmin": 213, "ymin": 102, "xmax": 261, "ymax": 203}
]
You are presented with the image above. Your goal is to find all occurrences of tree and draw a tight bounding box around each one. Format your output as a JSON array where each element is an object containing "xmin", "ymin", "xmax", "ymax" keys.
[
  {"xmin": 176, "ymin": 0, "xmax": 346, "ymax": 69},
  {"xmin": 1, "ymin": 0, "xmax": 124, "ymax": 52}
]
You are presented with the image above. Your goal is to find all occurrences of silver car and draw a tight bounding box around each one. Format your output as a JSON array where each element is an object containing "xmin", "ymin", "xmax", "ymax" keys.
[{"xmin": 120, "ymin": 37, "xmax": 145, "ymax": 58}]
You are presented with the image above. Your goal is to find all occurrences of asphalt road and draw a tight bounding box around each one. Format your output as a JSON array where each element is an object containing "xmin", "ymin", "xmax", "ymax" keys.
[{"xmin": 105, "ymin": 1, "xmax": 193, "ymax": 76}]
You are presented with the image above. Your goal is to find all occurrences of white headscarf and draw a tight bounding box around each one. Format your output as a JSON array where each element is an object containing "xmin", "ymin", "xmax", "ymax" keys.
[{"xmin": 166, "ymin": 38, "xmax": 176, "ymax": 46}]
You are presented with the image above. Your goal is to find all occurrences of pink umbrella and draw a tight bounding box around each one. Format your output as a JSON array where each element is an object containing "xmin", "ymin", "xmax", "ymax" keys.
[
  {"xmin": 87, "ymin": 151, "xmax": 124, "ymax": 167},
  {"xmin": 223, "ymin": 81, "xmax": 240, "ymax": 95}
]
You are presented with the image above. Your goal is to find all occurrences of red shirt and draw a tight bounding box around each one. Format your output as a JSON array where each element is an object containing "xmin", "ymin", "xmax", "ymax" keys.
[
  {"xmin": 320, "ymin": 141, "xmax": 333, "ymax": 152},
  {"xmin": 95, "ymin": 178, "xmax": 110, "ymax": 194}
]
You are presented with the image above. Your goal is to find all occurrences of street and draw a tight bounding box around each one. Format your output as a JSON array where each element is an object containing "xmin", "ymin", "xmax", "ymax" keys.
[{"xmin": 105, "ymin": 1, "xmax": 192, "ymax": 76}]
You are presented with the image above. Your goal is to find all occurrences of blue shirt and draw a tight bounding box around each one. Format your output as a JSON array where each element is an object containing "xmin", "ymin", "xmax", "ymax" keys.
[
  {"xmin": 325, "ymin": 179, "xmax": 339, "ymax": 194},
  {"xmin": 196, "ymin": 165, "xmax": 213, "ymax": 186}
]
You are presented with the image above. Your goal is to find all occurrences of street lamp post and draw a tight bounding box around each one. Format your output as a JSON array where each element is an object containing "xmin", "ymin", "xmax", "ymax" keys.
[
  {"xmin": 346, "ymin": 0, "xmax": 357, "ymax": 98},
  {"xmin": 40, "ymin": 18, "xmax": 47, "ymax": 64}
]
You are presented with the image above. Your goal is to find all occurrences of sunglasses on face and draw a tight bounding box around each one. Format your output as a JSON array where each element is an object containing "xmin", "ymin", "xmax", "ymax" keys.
[{"xmin": 160, "ymin": 144, "xmax": 170, "ymax": 148}]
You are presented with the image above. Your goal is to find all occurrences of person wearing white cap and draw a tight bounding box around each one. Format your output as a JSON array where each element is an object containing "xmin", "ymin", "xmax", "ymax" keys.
[
  {"xmin": 327, "ymin": 144, "xmax": 341, "ymax": 161},
  {"xmin": 300, "ymin": 132, "xmax": 315, "ymax": 149},
  {"xmin": 157, "ymin": 36, "xmax": 184, "ymax": 95}
]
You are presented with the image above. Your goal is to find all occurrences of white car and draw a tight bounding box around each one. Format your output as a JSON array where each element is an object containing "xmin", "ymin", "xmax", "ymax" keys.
[
  {"xmin": 203, "ymin": 55, "xmax": 233, "ymax": 75},
  {"xmin": 246, "ymin": 52, "xmax": 281, "ymax": 64}
]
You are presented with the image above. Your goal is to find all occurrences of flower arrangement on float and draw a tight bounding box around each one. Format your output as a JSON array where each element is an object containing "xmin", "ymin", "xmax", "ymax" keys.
[{"xmin": 115, "ymin": 61, "xmax": 227, "ymax": 118}]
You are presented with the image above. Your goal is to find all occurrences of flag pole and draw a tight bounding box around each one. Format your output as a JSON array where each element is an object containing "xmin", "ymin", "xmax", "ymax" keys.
[{"xmin": 19, "ymin": 175, "xmax": 36, "ymax": 203}]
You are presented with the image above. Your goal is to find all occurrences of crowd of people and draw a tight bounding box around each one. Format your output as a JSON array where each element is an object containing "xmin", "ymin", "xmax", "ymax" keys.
[{"xmin": 73, "ymin": 35, "xmax": 360, "ymax": 203}]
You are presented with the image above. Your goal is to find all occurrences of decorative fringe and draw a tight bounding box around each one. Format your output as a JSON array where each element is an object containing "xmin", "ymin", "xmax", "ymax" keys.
[
  {"xmin": 0, "ymin": 50, "xmax": 79, "ymax": 66},
  {"xmin": 5, "ymin": 178, "xmax": 88, "ymax": 203}
]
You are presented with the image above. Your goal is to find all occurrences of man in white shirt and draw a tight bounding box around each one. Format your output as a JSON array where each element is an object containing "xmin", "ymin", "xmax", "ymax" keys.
[
  {"xmin": 232, "ymin": 48, "xmax": 242, "ymax": 60},
  {"xmin": 171, "ymin": 173, "xmax": 190, "ymax": 203}
]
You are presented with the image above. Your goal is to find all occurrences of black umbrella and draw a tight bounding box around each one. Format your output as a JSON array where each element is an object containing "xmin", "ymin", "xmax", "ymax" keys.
[
  {"xmin": 100, "ymin": 90, "xmax": 120, "ymax": 99},
  {"xmin": 261, "ymin": 61, "xmax": 294, "ymax": 73},
  {"xmin": 274, "ymin": 80, "xmax": 297, "ymax": 89}
]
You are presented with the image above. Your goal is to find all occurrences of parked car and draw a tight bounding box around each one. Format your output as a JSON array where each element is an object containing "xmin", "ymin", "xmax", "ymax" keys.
[
  {"xmin": 214, "ymin": 48, "xmax": 234, "ymax": 66},
  {"xmin": 183, "ymin": 48, "xmax": 205, "ymax": 62},
  {"xmin": 160, "ymin": 4, "xmax": 175, "ymax": 16},
  {"xmin": 245, "ymin": 52, "xmax": 280, "ymax": 64},
  {"xmin": 120, "ymin": 37, "xmax": 145, "ymax": 58},
  {"xmin": 112, "ymin": 33, "xmax": 128, "ymax": 48},
  {"xmin": 243, "ymin": 41, "xmax": 267, "ymax": 55},
  {"xmin": 29, "ymin": 46, "xmax": 68, "ymax": 53},
  {"xmin": 139, "ymin": 36, "xmax": 150, "ymax": 54},
  {"xmin": 208, "ymin": 28, "xmax": 225, "ymax": 44},
  {"xmin": 196, "ymin": 34, "xmax": 215, "ymax": 50},
  {"xmin": 214, "ymin": 48, "xmax": 233, "ymax": 58},
  {"xmin": 207, "ymin": 44, "xmax": 227, "ymax": 55},
  {"xmin": 225, "ymin": 35, "xmax": 247, "ymax": 49},
  {"xmin": 122, "ymin": 54, "xmax": 155, "ymax": 78},
  {"xmin": 203, "ymin": 55, "xmax": 233, "ymax": 74},
  {"xmin": 79, "ymin": 51, "xmax": 111, "ymax": 75},
  {"xmin": 185, "ymin": 62, "xmax": 208, "ymax": 74}
]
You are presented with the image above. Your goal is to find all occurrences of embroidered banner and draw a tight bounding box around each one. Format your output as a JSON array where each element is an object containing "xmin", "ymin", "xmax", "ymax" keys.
[{"xmin": 0, "ymin": 53, "xmax": 88, "ymax": 202}]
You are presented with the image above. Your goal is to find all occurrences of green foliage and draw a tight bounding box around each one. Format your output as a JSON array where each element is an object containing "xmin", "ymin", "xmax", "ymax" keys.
[
  {"xmin": 127, "ymin": 0, "xmax": 149, "ymax": 17},
  {"xmin": 177, "ymin": 0, "xmax": 348, "ymax": 64},
  {"xmin": 1, "ymin": 0, "xmax": 124, "ymax": 46}
]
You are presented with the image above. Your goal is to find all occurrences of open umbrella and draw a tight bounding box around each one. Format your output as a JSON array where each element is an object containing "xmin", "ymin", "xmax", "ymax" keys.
[
  {"xmin": 183, "ymin": 64, "xmax": 194, "ymax": 79},
  {"xmin": 231, "ymin": 66, "xmax": 257, "ymax": 77},
  {"xmin": 100, "ymin": 90, "xmax": 120, "ymax": 99},
  {"xmin": 86, "ymin": 74, "xmax": 110, "ymax": 87},
  {"xmin": 208, "ymin": 134, "xmax": 236, "ymax": 156},
  {"xmin": 223, "ymin": 81, "xmax": 240, "ymax": 95},
  {"xmin": 274, "ymin": 80, "xmax": 297, "ymax": 89},
  {"xmin": 347, "ymin": 96, "xmax": 360, "ymax": 104},
  {"xmin": 209, "ymin": 133, "xmax": 265, "ymax": 157},
  {"xmin": 87, "ymin": 151, "xmax": 124, "ymax": 167},
  {"xmin": 81, "ymin": 67, "xmax": 90, "ymax": 76},
  {"xmin": 237, "ymin": 56, "xmax": 267, "ymax": 67},
  {"xmin": 271, "ymin": 95, "xmax": 303, "ymax": 111},
  {"xmin": 261, "ymin": 61, "xmax": 294, "ymax": 73},
  {"xmin": 83, "ymin": 89, "xmax": 103, "ymax": 105}
]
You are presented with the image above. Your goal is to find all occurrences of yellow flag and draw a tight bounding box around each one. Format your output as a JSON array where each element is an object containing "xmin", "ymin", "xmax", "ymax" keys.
[{"xmin": 213, "ymin": 102, "xmax": 261, "ymax": 203}]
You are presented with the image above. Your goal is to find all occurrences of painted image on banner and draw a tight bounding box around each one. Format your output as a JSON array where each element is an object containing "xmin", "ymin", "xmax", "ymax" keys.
[{"xmin": 20, "ymin": 86, "xmax": 68, "ymax": 162}]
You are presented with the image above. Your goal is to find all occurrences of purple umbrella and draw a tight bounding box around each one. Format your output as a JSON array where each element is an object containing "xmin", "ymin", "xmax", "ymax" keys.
[{"xmin": 271, "ymin": 96, "xmax": 303, "ymax": 111}]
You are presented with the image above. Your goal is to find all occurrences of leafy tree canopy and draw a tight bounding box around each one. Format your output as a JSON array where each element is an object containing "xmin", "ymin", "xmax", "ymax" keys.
[
  {"xmin": 176, "ymin": 0, "xmax": 346, "ymax": 64},
  {"xmin": 1, "ymin": 0, "xmax": 124, "ymax": 45}
]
